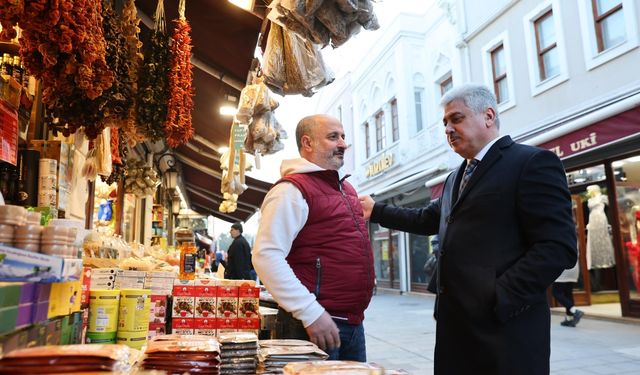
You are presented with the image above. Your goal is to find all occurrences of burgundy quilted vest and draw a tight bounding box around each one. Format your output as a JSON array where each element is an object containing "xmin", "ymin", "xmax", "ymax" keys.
[{"xmin": 276, "ymin": 171, "xmax": 375, "ymax": 324}]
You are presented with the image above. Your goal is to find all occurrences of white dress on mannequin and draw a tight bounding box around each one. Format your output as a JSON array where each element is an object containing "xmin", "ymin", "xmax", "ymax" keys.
[{"xmin": 586, "ymin": 193, "xmax": 616, "ymax": 269}]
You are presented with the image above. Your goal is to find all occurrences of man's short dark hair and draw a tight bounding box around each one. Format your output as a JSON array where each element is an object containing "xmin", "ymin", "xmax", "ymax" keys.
[{"xmin": 231, "ymin": 222, "xmax": 243, "ymax": 233}]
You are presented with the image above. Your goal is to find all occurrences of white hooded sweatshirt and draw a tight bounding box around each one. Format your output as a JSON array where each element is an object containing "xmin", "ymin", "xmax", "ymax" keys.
[{"xmin": 252, "ymin": 158, "xmax": 347, "ymax": 327}]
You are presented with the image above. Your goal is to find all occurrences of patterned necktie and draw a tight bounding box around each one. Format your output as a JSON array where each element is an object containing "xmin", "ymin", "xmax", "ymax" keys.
[{"xmin": 458, "ymin": 159, "xmax": 479, "ymax": 195}]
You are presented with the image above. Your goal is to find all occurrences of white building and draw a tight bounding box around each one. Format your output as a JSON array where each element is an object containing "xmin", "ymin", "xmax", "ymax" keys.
[
  {"xmin": 454, "ymin": 0, "xmax": 640, "ymax": 318},
  {"xmin": 314, "ymin": 0, "xmax": 640, "ymax": 318},
  {"xmin": 315, "ymin": 1, "xmax": 460, "ymax": 293}
]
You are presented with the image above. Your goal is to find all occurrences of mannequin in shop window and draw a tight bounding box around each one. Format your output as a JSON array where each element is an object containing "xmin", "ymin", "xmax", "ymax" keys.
[
  {"xmin": 585, "ymin": 185, "xmax": 616, "ymax": 291},
  {"xmin": 586, "ymin": 185, "xmax": 616, "ymax": 269}
]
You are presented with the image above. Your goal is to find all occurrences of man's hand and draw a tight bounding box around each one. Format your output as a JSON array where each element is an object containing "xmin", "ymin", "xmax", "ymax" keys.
[
  {"xmin": 358, "ymin": 195, "xmax": 375, "ymax": 220},
  {"xmin": 305, "ymin": 312, "xmax": 340, "ymax": 352}
]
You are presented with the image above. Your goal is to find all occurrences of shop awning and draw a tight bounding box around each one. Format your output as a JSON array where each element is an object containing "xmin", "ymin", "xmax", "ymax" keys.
[{"xmin": 135, "ymin": 0, "xmax": 272, "ymax": 222}]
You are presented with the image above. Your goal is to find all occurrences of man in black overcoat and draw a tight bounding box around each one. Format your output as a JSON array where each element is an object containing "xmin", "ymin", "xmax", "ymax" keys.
[
  {"xmin": 360, "ymin": 83, "xmax": 577, "ymax": 374},
  {"xmin": 222, "ymin": 222, "xmax": 253, "ymax": 280}
]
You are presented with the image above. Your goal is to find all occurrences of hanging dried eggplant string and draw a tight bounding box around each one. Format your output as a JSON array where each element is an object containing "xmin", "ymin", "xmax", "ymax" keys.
[
  {"xmin": 119, "ymin": 0, "xmax": 146, "ymax": 144},
  {"xmin": 101, "ymin": 0, "xmax": 132, "ymax": 128},
  {"xmin": 137, "ymin": 0, "xmax": 170, "ymax": 141},
  {"xmin": 0, "ymin": 1, "xmax": 115, "ymax": 139},
  {"xmin": 164, "ymin": 0, "xmax": 194, "ymax": 148}
]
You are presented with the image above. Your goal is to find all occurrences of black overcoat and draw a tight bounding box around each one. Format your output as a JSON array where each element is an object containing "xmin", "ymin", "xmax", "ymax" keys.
[
  {"xmin": 224, "ymin": 235, "xmax": 253, "ymax": 280},
  {"xmin": 371, "ymin": 136, "xmax": 577, "ymax": 374}
]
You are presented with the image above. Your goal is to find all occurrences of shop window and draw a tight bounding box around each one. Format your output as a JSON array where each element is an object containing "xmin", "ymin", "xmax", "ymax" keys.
[
  {"xmin": 577, "ymin": 0, "xmax": 638, "ymax": 70},
  {"xmin": 592, "ymin": 0, "xmax": 625, "ymax": 52},
  {"xmin": 414, "ymin": 88, "xmax": 425, "ymax": 133},
  {"xmin": 390, "ymin": 98, "xmax": 399, "ymax": 142},
  {"xmin": 567, "ymin": 165, "xmax": 606, "ymax": 187},
  {"xmin": 535, "ymin": 10, "xmax": 559, "ymax": 80},
  {"xmin": 375, "ymin": 110, "xmax": 385, "ymax": 152},
  {"xmin": 613, "ymin": 155, "xmax": 640, "ymax": 301},
  {"xmin": 523, "ymin": 0, "xmax": 569, "ymax": 96},
  {"xmin": 439, "ymin": 74, "xmax": 453, "ymax": 96},
  {"xmin": 491, "ymin": 45, "xmax": 508, "ymax": 104},
  {"xmin": 409, "ymin": 233, "xmax": 430, "ymax": 285},
  {"xmin": 482, "ymin": 31, "xmax": 516, "ymax": 111}
]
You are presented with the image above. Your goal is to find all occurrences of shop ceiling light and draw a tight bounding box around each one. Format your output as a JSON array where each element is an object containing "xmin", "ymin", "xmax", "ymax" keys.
[
  {"xmin": 172, "ymin": 194, "xmax": 181, "ymax": 216},
  {"xmin": 228, "ymin": 0, "xmax": 254, "ymax": 11},
  {"xmin": 219, "ymin": 94, "xmax": 238, "ymax": 116}
]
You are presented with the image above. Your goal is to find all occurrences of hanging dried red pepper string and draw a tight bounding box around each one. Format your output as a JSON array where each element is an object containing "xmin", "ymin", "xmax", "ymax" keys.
[
  {"xmin": 0, "ymin": 0, "xmax": 114, "ymax": 139},
  {"xmin": 164, "ymin": 0, "xmax": 194, "ymax": 148}
]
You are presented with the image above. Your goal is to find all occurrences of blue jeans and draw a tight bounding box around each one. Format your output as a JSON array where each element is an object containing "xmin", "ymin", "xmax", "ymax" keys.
[
  {"xmin": 326, "ymin": 319, "xmax": 367, "ymax": 362},
  {"xmin": 275, "ymin": 309, "xmax": 367, "ymax": 362}
]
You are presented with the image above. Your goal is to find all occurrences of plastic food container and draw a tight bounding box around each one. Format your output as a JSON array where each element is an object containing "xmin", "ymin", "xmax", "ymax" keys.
[{"xmin": 0, "ymin": 205, "xmax": 27, "ymax": 226}]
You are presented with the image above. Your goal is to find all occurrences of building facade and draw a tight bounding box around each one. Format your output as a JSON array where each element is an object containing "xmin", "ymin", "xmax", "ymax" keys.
[
  {"xmin": 453, "ymin": 0, "xmax": 640, "ymax": 318},
  {"xmin": 315, "ymin": 0, "xmax": 640, "ymax": 318},
  {"xmin": 319, "ymin": 3, "xmax": 462, "ymax": 293}
]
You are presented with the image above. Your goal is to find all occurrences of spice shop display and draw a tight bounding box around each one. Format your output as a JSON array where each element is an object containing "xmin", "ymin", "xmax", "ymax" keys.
[
  {"xmin": 0, "ymin": 344, "xmax": 135, "ymax": 373},
  {"xmin": 0, "ymin": 1, "xmax": 114, "ymax": 139},
  {"xmin": 219, "ymin": 331, "xmax": 259, "ymax": 375},
  {"xmin": 140, "ymin": 334, "xmax": 221, "ymax": 373}
]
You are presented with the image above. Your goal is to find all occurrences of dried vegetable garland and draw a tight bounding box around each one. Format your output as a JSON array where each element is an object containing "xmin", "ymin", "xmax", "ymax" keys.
[
  {"xmin": 0, "ymin": 0, "xmax": 115, "ymax": 139},
  {"xmin": 119, "ymin": 0, "xmax": 146, "ymax": 144},
  {"xmin": 137, "ymin": 0, "xmax": 170, "ymax": 141},
  {"xmin": 101, "ymin": 0, "xmax": 133, "ymax": 128},
  {"xmin": 164, "ymin": 0, "xmax": 194, "ymax": 148}
]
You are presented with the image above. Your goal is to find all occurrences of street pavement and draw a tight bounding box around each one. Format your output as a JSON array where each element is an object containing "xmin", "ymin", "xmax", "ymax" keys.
[{"xmin": 364, "ymin": 290, "xmax": 640, "ymax": 374}]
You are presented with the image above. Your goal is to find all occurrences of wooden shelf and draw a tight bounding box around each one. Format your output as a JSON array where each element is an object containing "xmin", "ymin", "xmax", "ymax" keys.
[{"xmin": 0, "ymin": 41, "xmax": 20, "ymax": 55}]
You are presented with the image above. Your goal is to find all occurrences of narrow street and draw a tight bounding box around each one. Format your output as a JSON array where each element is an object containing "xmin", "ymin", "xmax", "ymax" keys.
[{"xmin": 365, "ymin": 290, "xmax": 640, "ymax": 374}]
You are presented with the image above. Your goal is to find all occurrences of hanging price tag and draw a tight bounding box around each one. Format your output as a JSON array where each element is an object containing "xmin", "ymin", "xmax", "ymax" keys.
[
  {"xmin": 231, "ymin": 123, "xmax": 247, "ymax": 165},
  {"xmin": 232, "ymin": 123, "xmax": 247, "ymax": 151}
]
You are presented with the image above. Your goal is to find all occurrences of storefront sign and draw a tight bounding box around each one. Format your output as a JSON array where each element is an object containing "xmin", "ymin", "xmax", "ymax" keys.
[
  {"xmin": 0, "ymin": 99, "xmax": 18, "ymax": 166},
  {"xmin": 539, "ymin": 106, "xmax": 640, "ymax": 159},
  {"xmin": 365, "ymin": 153, "xmax": 394, "ymax": 177}
]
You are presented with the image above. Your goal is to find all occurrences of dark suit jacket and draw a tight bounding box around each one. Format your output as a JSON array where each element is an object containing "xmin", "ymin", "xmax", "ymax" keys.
[
  {"xmin": 223, "ymin": 235, "xmax": 253, "ymax": 280},
  {"xmin": 371, "ymin": 136, "xmax": 577, "ymax": 375}
]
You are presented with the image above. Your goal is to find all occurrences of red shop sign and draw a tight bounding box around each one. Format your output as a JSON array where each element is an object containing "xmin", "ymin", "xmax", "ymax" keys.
[
  {"xmin": 0, "ymin": 99, "xmax": 18, "ymax": 166},
  {"xmin": 539, "ymin": 105, "xmax": 640, "ymax": 159}
]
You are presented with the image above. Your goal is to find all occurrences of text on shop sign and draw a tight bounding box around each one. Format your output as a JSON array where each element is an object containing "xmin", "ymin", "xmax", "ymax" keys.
[
  {"xmin": 365, "ymin": 153, "xmax": 394, "ymax": 177},
  {"xmin": 548, "ymin": 132, "xmax": 597, "ymax": 157}
]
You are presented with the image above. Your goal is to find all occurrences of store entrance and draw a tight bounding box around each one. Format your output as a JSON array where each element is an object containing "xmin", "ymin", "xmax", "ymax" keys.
[
  {"xmin": 570, "ymin": 195, "xmax": 591, "ymax": 306},
  {"xmin": 563, "ymin": 156, "xmax": 640, "ymax": 319},
  {"xmin": 372, "ymin": 226, "xmax": 400, "ymax": 289},
  {"xmin": 612, "ymin": 155, "xmax": 640, "ymax": 317}
]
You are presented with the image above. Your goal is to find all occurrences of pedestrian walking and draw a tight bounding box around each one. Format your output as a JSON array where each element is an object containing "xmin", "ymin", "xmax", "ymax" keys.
[
  {"xmin": 221, "ymin": 222, "xmax": 253, "ymax": 280},
  {"xmin": 553, "ymin": 257, "xmax": 584, "ymax": 327}
]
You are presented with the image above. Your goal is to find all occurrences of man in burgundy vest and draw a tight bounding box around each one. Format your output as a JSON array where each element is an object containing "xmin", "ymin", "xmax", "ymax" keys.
[{"xmin": 253, "ymin": 114, "xmax": 375, "ymax": 361}]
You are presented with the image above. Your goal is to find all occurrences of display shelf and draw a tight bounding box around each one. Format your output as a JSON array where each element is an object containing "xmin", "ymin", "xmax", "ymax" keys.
[
  {"xmin": 0, "ymin": 41, "xmax": 20, "ymax": 55},
  {"xmin": 0, "ymin": 244, "xmax": 82, "ymax": 282}
]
